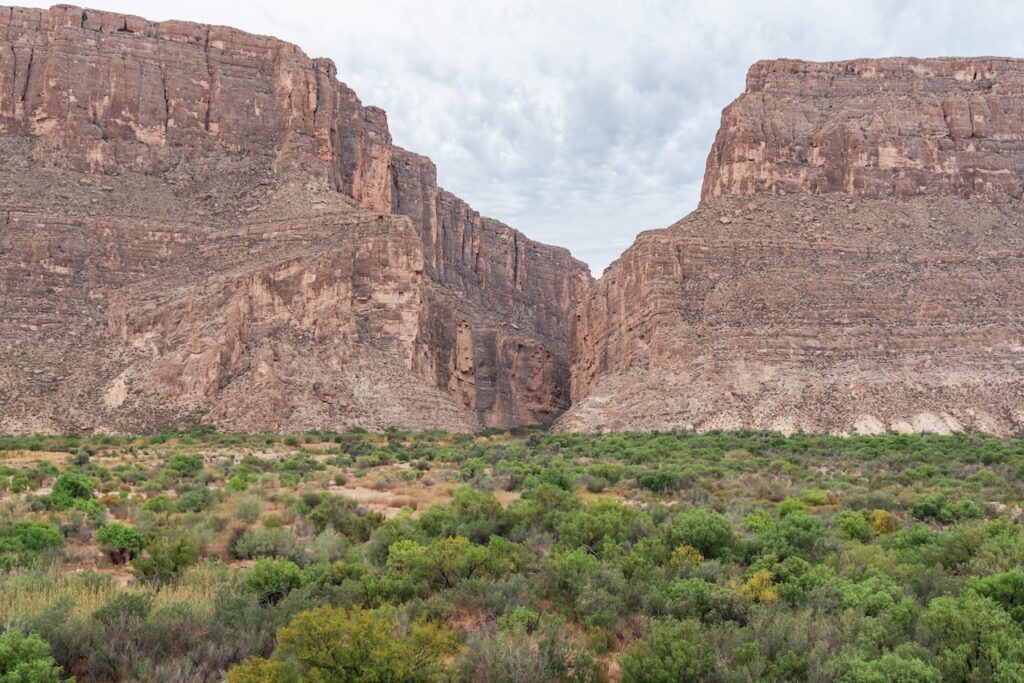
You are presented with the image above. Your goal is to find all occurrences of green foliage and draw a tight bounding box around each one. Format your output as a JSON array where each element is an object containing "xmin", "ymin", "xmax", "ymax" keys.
[
  {"xmin": 0, "ymin": 631, "xmax": 70, "ymax": 683},
  {"xmin": 306, "ymin": 495, "xmax": 381, "ymax": 542},
  {"xmin": 167, "ymin": 455, "xmax": 203, "ymax": 477},
  {"xmin": 971, "ymin": 569, "xmax": 1024, "ymax": 626},
  {"xmin": 836, "ymin": 651, "xmax": 941, "ymax": 682},
  {"xmin": 176, "ymin": 487, "xmax": 213, "ymax": 513},
  {"xmin": 0, "ymin": 522, "xmax": 63, "ymax": 569},
  {"xmin": 635, "ymin": 469, "xmax": 680, "ymax": 492},
  {"xmin": 664, "ymin": 509, "xmax": 734, "ymax": 559},
  {"xmin": 244, "ymin": 559, "xmax": 305, "ymax": 604},
  {"xmin": 834, "ymin": 509, "xmax": 874, "ymax": 542},
  {"xmin": 228, "ymin": 606, "xmax": 456, "ymax": 682},
  {"xmin": 132, "ymin": 537, "xmax": 197, "ymax": 587},
  {"xmin": 96, "ymin": 523, "xmax": 145, "ymax": 565},
  {"xmin": 620, "ymin": 619, "xmax": 715, "ymax": 682},
  {"xmin": 910, "ymin": 494, "xmax": 983, "ymax": 524},
  {"xmin": 498, "ymin": 606, "xmax": 540, "ymax": 632},
  {"xmin": 923, "ymin": 590, "xmax": 1024, "ymax": 681},
  {"xmin": 49, "ymin": 472, "xmax": 94, "ymax": 510},
  {"xmin": 5, "ymin": 428, "xmax": 1024, "ymax": 680}
]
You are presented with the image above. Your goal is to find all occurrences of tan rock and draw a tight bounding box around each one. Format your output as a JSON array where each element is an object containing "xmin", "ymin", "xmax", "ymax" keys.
[
  {"xmin": 0, "ymin": 5, "xmax": 589, "ymax": 433},
  {"xmin": 563, "ymin": 58, "xmax": 1024, "ymax": 436}
]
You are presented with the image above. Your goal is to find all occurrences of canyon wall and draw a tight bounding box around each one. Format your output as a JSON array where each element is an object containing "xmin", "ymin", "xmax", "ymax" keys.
[
  {"xmin": 702, "ymin": 58, "xmax": 1024, "ymax": 203},
  {"xmin": 563, "ymin": 58, "xmax": 1024, "ymax": 435},
  {"xmin": 391, "ymin": 148, "xmax": 591, "ymax": 425},
  {"xmin": 0, "ymin": 4, "xmax": 587, "ymax": 433}
]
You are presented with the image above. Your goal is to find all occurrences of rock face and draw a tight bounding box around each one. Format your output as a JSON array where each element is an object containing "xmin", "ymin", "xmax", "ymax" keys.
[
  {"xmin": 703, "ymin": 58, "xmax": 1024, "ymax": 203},
  {"xmin": 562, "ymin": 57, "xmax": 1024, "ymax": 435},
  {"xmin": 0, "ymin": 5, "xmax": 589, "ymax": 433},
  {"xmin": 392, "ymin": 149, "xmax": 591, "ymax": 425}
]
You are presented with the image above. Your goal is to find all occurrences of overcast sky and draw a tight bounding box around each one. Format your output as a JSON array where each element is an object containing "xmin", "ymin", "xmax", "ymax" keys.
[{"xmin": 23, "ymin": 1, "xmax": 1024, "ymax": 273}]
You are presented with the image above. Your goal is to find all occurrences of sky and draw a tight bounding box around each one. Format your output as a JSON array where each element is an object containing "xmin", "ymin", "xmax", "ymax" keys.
[{"xmin": 21, "ymin": 1, "xmax": 1024, "ymax": 273}]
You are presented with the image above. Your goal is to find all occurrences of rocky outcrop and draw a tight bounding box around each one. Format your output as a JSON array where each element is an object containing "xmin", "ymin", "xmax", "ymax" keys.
[
  {"xmin": 0, "ymin": 5, "xmax": 587, "ymax": 433},
  {"xmin": 392, "ymin": 148, "xmax": 591, "ymax": 425},
  {"xmin": 563, "ymin": 58, "xmax": 1024, "ymax": 436},
  {"xmin": 703, "ymin": 58, "xmax": 1024, "ymax": 203},
  {"xmin": 0, "ymin": 5, "xmax": 393, "ymax": 211}
]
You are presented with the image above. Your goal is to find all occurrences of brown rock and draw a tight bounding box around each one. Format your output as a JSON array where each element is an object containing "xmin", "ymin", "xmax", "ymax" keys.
[
  {"xmin": 563, "ymin": 58, "xmax": 1024, "ymax": 436},
  {"xmin": 703, "ymin": 58, "xmax": 1024, "ymax": 203},
  {"xmin": 391, "ymin": 148, "xmax": 591, "ymax": 426},
  {"xmin": 0, "ymin": 5, "xmax": 589, "ymax": 433}
]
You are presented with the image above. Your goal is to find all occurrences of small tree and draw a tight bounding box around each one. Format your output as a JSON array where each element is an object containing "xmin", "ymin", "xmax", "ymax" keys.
[{"xmin": 96, "ymin": 523, "xmax": 146, "ymax": 565}]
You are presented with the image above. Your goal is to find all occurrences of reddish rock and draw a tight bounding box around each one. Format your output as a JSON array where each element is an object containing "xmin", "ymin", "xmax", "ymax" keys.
[
  {"xmin": 703, "ymin": 58, "xmax": 1024, "ymax": 203},
  {"xmin": 563, "ymin": 58, "xmax": 1024, "ymax": 436},
  {"xmin": 0, "ymin": 5, "xmax": 589, "ymax": 433},
  {"xmin": 392, "ymin": 148, "xmax": 591, "ymax": 425}
]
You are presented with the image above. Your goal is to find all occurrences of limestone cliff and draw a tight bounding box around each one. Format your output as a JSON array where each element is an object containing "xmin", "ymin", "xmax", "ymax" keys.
[
  {"xmin": 562, "ymin": 58, "xmax": 1024, "ymax": 435},
  {"xmin": 391, "ymin": 148, "xmax": 591, "ymax": 425},
  {"xmin": 0, "ymin": 5, "xmax": 588, "ymax": 433}
]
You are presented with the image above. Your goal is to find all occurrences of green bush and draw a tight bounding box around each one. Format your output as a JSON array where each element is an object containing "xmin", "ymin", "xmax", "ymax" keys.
[
  {"xmin": 244, "ymin": 559, "xmax": 306, "ymax": 605},
  {"xmin": 620, "ymin": 619, "xmax": 715, "ymax": 683},
  {"xmin": 176, "ymin": 488, "xmax": 213, "ymax": 513},
  {"xmin": 229, "ymin": 606, "xmax": 456, "ymax": 682},
  {"xmin": 96, "ymin": 523, "xmax": 146, "ymax": 565},
  {"xmin": 0, "ymin": 521, "xmax": 63, "ymax": 569},
  {"xmin": 132, "ymin": 538, "xmax": 197, "ymax": 587},
  {"xmin": 0, "ymin": 630, "xmax": 71, "ymax": 683},
  {"xmin": 664, "ymin": 509, "xmax": 734, "ymax": 559},
  {"xmin": 833, "ymin": 509, "xmax": 874, "ymax": 542},
  {"xmin": 50, "ymin": 472, "xmax": 94, "ymax": 510}
]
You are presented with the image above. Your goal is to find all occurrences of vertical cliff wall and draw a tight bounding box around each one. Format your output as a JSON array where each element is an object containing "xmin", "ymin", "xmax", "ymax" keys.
[
  {"xmin": 562, "ymin": 58, "xmax": 1024, "ymax": 435},
  {"xmin": 391, "ymin": 148, "xmax": 592, "ymax": 426},
  {"xmin": 0, "ymin": 4, "xmax": 588, "ymax": 432}
]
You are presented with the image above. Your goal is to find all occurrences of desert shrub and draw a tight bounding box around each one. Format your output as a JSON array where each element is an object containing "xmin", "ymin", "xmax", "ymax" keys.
[
  {"xmin": 229, "ymin": 528, "xmax": 298, "ymax": 562},
  {"xmin": 869, "ymin": 509, "xmax": 900, "ymax": 535},
  {"xmin": 636, "ymin": 470, "xmax": 680, "ymax": 493},
  {"xmin": 229, "ymin": 605, "xmax": 456, "ymax": 682},
  {"xmin": 244, "ymin": 559, "xmax": 306, "ymax": 604},
  {"xmin": 619, "ymin": 618, "xmax": 715, "ymax": 683},
  {"xmin": 833, "ymin": 509, "xmax": 874, "ymax": 542},
  {"xmin": 132, "ymin": 537, "xmax": 197, "ymax": 587},
  {"xmin": 910, "ymin": 494, "xmax": 983, "ymax": 524},
  {"xmin": 176, "ymin": 487, "xmax": 213, "ymax": 513},
  {"xmin": 50, "ymin": 472, "xmax": 94, "ymax": 510},
  {"xmin": 0, "ymin": 521, "xmax": 64, "ymax": 569},
  {"xmin": 96, "ymin": 523, "xmax": 146, "ymax": 565},
  {"xmin": 664, "ymin": 509, "xmax": 734, "ymax": 559},
  {"xmin": 235, "ymin": 497, "xmax": 261, "ymax": 524},
  {"xmin": 0, "ymin": 630, "xmax": 70, "ymax": 683}
]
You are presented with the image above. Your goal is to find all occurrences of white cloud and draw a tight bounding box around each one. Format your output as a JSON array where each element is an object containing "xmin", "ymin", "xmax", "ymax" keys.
[{"xmin": 18, "ymin": 1, "xmax": 1024, "ymax": 272}]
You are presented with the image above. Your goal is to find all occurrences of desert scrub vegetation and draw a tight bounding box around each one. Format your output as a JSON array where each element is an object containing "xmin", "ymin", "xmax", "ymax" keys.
[{"xmin": 2, "ymin": 427, "xmax": 1024, "ymax": 680}]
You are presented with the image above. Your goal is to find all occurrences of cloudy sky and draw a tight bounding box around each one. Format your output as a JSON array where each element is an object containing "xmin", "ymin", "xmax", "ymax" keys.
[{"xmin": 24, "ymin": 1, "xmax": 1024, "ymax": 272}]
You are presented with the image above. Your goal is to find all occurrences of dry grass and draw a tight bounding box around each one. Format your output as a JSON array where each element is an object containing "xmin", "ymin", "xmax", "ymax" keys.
[{"xmin": 0, "ymin": 561, "xmax": 236, "ymax": 624}]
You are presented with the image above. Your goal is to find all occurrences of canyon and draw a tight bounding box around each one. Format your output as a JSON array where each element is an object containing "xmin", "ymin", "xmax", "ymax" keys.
[{"xmin": 2, "ymin": 7, "xmax": 1023, "ymax": 436}]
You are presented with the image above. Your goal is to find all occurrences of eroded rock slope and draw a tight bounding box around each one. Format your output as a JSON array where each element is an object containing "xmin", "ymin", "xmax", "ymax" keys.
[
  {"xmin": 562, "ymin": 58, "xmax": 1024, "ymax": 435},
  {"xmin": 0, "ymin": 5, "xmax": 589, "ymax": 432}
]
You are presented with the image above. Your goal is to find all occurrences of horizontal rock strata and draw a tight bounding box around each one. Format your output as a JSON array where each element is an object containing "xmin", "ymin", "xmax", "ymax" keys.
[
  {"xmin": 0, "ymin": 5, "xmax": 589, "ymax": 432},
  {"xmin": 563, "ymin": 58, "xmax": 1024, "ymax": 435}
]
